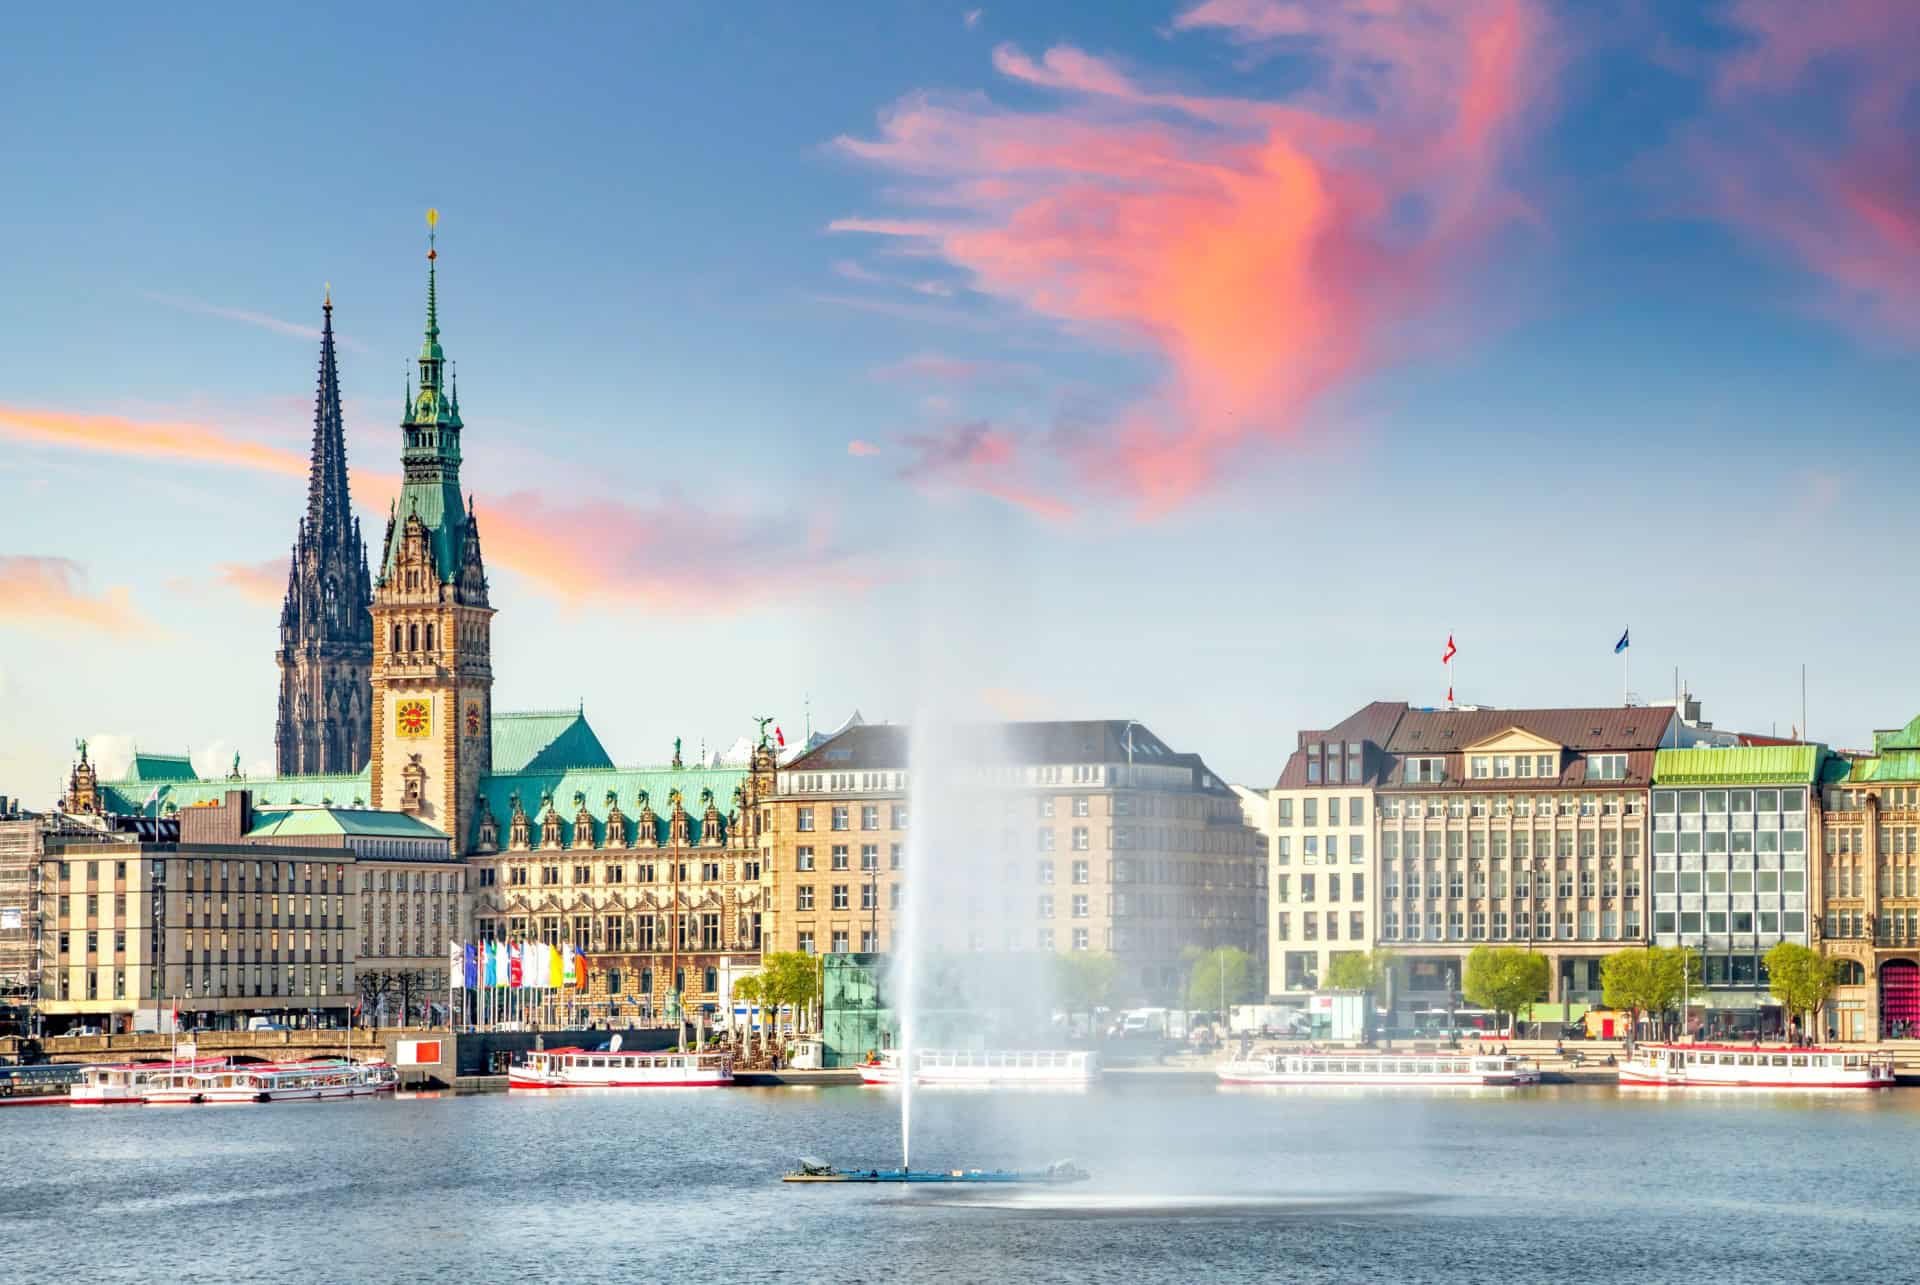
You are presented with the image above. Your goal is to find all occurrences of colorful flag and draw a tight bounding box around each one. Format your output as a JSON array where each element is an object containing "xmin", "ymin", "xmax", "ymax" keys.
[
  {"xmin": 1614, "ymin": 628, "xmax": 1630, "ymax": 654},
  {"xmin": 449, "ymin": 940, "xmax": 463, "ymax": 992},
  {"xmin": 508, "ymin": 941, "xmax": 523, "ymax": 989},
  {"xmin": 549, "ymin": 943, "xmax": 563, "ymax": 989},
  {"xmin": 775, "ymin": 725, "xmax": 786, "ymax": 748},
  {"xmin": 464, "ymin": 941, "xmax": 478, "ymax": 989},
  {"xmin": 1442, "ymin": 635, "xmax": 1457, "ymax": 664},
  {"xmin": 562, "ymin": 943, "xmax": 577, "ymax": 988}
]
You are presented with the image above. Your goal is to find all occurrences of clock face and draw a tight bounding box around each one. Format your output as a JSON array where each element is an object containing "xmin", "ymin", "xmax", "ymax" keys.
[
  {"xmin": 465, "ymin": 701, "xmax": 482, "ymax": 737},
  {"xmin": 395, "ymin": 698, "xmax": 432, "ymax": 739}
]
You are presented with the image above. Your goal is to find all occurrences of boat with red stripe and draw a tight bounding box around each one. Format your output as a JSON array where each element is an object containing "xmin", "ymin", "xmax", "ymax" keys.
[
  {"xmin": 1618, "ymin": 1043, "xmax": 1893, "ymax": 1089},
  {"xmin": 508, "ymin": 1044, "xmax": 733, "ymax": 1089}
]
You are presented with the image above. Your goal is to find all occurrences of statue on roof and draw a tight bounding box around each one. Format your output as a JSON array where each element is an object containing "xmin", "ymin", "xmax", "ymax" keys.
[
  {"xmin": 635, "ymin": 788, "xmax": 650, "ymax": 811},
  {"xmin": 672, "ymin": 736, "xmax": 683, "ymax": 770},
  {"xmin": 75, "ymin": 738, "xmax": 87, "ymax": 763},
  {"xmin": 755, "ymin": 717, "xmax": 774, "ymax": 750},
  {"xmin": 229, "ymin": 751, "xmax": 243, "ymax": 781},
  {"xmin": 700, "ymin": 787, "xmax": 714, "ymax": 809},
  {"xmin": 573, "ymin": 791, "xmax": 587, "ymax": 809}
]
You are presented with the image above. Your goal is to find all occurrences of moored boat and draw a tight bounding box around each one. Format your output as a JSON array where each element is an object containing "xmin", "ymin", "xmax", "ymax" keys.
[
  {"xmin": 507, "ymin": 1047, "xmax": 733, "ymax": 1089},
  {"xmin": 1216, "ymin": 1050, "xmax": 1541, "ymax": 1087},
  {"xmin": 858, "ymin": 1048, "xmax": 1099, "ymax": 1087},
  {"xmin": 1617, "ymin": 1044, "xmax": 1893, "ymax": 1089},
  {"xmin": 71, "ymin": 1057, "xmax": 229, "ymax": 1106}
]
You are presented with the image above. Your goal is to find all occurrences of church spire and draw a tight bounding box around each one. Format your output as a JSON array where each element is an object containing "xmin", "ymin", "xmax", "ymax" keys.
[{"xmin": 306, "ymin": 285, "xmax": 351, "ymax": 537}]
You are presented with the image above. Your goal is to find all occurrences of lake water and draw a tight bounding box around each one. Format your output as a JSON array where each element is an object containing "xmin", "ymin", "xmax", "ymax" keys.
[{"xmin": 5, "ymin": 1080, "xmax": 1915, "ymax": 1283}]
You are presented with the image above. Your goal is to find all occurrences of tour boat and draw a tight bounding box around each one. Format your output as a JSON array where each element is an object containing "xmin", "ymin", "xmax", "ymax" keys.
[
  {"xmin": 1216, "ymin": 1051, "xmax": 1541, "ymax": 1087},
  {"xmin": 70, "ymin": 1057, "xmax": 229, "ymax": 1106},
  {"xmin": 507, "ymin": 1046, "xmax": 734, "ymax": 1089},
  {"xmin": 1618, "ymin": 1044, "xmax": 1895, "ymax": 1090},
  {"xmin": 858, "ymin": 1048, "xmax": 1100, "ymax": 1087},
  {"xmin": 0, "ymin": 1065, "xmax": 86, "ymax": 1107},
  {"xmin": 123, "ymin": 1057, "xmax": 397, "ymax": 1105}
]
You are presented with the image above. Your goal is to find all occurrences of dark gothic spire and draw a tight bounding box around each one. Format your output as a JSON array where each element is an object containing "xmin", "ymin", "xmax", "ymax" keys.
[
  {"xmin": 306, "ymin": 286, "xmax": 352, "ymax": 538},
  {"xmin": 277, "ymin": 286, "xmax": 374, "ymax": 777}
]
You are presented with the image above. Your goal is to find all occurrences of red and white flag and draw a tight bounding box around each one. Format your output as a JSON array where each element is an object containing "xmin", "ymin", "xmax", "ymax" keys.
[
  {"xmin": 775, "ymin": 726, "xmax": 786, "ymax": 748},
  {"xmin": 1441, "ymin": 635, "xmax": 1457, "ymax": 664}
]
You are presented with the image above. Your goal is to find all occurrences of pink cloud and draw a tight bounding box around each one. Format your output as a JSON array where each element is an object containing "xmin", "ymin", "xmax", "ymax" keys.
[
  {"xmin": 897, "ymin": 422, "xmax": 1075, "ymax": 521},
  {"xmin": 0, "ymin": 556, "xmax": 153, "ymax": 637},
  {"xmin": 1690, "ymin": 0, "xmax": 1920, "ymax": 336},
  {"xmin": 832, "ymin": 0, "xmax": 1552, "ymax": 516},
  {"xmin": 0, "ymin": 403, "xmax": 873, "ymax": 613},
  {"xmin": 847, "ymin": 439, "xmax": 882, "ymax": 456}
]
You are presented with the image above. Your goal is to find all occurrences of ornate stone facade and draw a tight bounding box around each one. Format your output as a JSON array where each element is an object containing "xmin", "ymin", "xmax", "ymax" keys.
[
  {"xmin": 275, "ymin": 294, "xmax": 373, "ymax": 776},
  {"xmin": 470, "ymin": 744, "xmax": 776, "ymax": 1024}
]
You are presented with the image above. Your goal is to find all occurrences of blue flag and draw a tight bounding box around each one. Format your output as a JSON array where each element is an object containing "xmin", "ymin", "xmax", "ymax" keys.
[
  {"xmin": 1614, "ymin": 628, "xmax": 1630, "ymax": 654},
  {"xmin": 464, "ymin": 941, "xmax": 478, "ymax": 989}
]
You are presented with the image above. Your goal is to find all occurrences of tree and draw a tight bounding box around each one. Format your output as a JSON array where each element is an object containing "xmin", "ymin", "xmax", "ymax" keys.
[
  {"xmin": 1765, "ymin": 942, "xmax": 1836, "ymax": 1039},
  {"xmin": 1601, "ymin": 946, "xmax": 1700, "ymax": 1041},
  {"xmin": 1185, "ymin": 946, "xmax": 1257, "ymax": 1015},
  {"xmin": 1052, "ymin": 952, "xmax": 1119, "ymax": 1033},
  {"xmin": 1462, "ymin": 946, "xmax": 1549, "ymax": 1034},
  {"xmin": 358, "ymin": 971, "xmax": 397, "ymax": 1026},
  {"xmin": 760, "ymin": 951, "xmax": 820, "ymax": 1042},
  {"xmin": 1324, "ymin": 949, "xmax": 1396, "ymax": 996}
]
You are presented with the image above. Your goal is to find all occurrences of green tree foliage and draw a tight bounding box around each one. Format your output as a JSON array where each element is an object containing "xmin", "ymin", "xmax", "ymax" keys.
[
  {"xmin": 732, "ymin": 974, "xmax": 763, "ymax": 1057},
  {"xmin": 1462, "ymin": 946, "xmax": 1549, "ymax": 1033},
  {"xmin": 1185, "ymin": 946, "xmax": 1258, "ymax": 1013},
  {"xmin": 1764, "ymin": 942, "xmax": 1837, "ymax": 1032},
  {"xmin": 1323, "ymin": 949, "xmax": 1396, "ymax": 995},
  {"xmin": 1601, "ymin": 947, "xmax": 1700, "ymax": 1038},
  {"xmin": 760, "ymin": 951, "xmax": 821, "ymax": 1032},
  {"xmin": 1052, "ymin": 952, "xmax": 1119, "ymax": 1026}
]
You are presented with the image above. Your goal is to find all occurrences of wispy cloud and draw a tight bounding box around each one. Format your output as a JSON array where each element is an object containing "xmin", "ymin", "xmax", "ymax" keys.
[
  {"xmin": 897, "ymin": 421, "xmax": 1075, "ymax": 521},
  {"xmin": 847, "ymin": 439, "xmax": 882, "ymax": 457},
  {"xmin": 1683, "ymin": 0, "xmax": 1920, "ymax": 337},
  {"xmin": 139, "ymin": 290, "xmax": 372, "ymax": 353},
  {"xmin": 832, "ymin": 0, "xmax": 1553, "ymax": 517},
  {"xmin": 832, "ymin": 258, "xmax": 955, "ymax": 297},
  {"xmin": 0, "ymin": 556, "xmax": 154, "ymax": 637},
  {"xmin": 0, "ymin": 404, "xmax": 308, "ymax": 476},
  {"xmin": 0, "ymin": 402, "xmax": 874, "ymax": 613},
  {"xmin": 964, "ymin": 8, "xmax": 983, "ymax": 30}
]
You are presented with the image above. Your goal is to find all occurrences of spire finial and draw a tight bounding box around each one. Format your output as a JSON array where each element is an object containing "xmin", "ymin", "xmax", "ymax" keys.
[
  {"xmin": 324, "ymin": 280, "xmax": 332, "ymax": 310},
  {"xmin": 424, "ymin": 208, "xmax": 440, "ymax": 344}
]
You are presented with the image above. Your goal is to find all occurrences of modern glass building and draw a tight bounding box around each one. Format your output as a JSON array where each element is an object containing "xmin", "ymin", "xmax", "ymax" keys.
[{"xmin": 1651, "ymin": 746, "xmax": 1820, "ymax": 1037}]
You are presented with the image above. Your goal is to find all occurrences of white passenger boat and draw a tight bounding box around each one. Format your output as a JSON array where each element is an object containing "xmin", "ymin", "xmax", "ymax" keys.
[
  {"xmin": 1618, "ymin": 1044, "xmax": 1894, "ymax": 1090},
  {"xmin": 508, "ymin": 1046, "xmax": 734, "ymax": 1089},
  {"xmin": 858, "ymin": 1048, "xmax": 1100, "ymax": 1087},
  {"xmin": 1216, "ymin": 1051, "xmax": 1541, "ymax": 1087},
  {"xmin": 134, "ymin": 1058, "xmax": 397, "ymax": 1105},
  {"xmin": 71, "ymin": 1057, "xmax": 228, "ymax": 1106}
]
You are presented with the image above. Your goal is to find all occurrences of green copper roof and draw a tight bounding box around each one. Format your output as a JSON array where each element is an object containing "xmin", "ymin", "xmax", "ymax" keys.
[
  {"xmin": 122, "ymin": 752, "xmax": 200, "ymax": 784},
  {"xmin": 1844, "ymin": 751, "xmax": 1920, "ymax": 784},
  {"xmin": 1872, "ymin": 715, "xmax": 1920, "ymax": 754},
  {"xmin": 1653, "ymin": 746, "xmax": 1823, "ymax": 785},
  {"xmin": 491, "ymin": 710, "xmax": 615, "ymax": 774},
  {"xmin": 474, "ymin": 765, "xmax": 748, "ymax": 852},
  {"xmin": 97, "ymin": 770, "xmax": 372, "ymax": 817},
  {"xmin": 247, "ymin": 807, "xmax": 447, "ymax": 840}
]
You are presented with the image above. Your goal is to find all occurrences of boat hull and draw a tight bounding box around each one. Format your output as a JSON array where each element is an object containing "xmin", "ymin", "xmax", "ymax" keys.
[
  {"xmin": 1216, "ymin": 1070, "xmax": 1538, "ymax": 1087},
  {"xmin": 1618, "ymin": 1045, "xmax": 1894, "ymax": 1090},
  {"xmin": 508, "ymin": 1071, "xmax": 733, "ymax": 1089}
]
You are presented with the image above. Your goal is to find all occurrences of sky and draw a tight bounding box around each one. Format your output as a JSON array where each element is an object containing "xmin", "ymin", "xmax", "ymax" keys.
[{"xmin": 2, "ymin": 1, "xmax": 1918, "ymax": 799}]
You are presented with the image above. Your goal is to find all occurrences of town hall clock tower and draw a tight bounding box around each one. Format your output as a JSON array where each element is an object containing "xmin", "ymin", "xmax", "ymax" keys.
[{"xmin": 369, "ymin": 211, "xmax": 494, "ymax": 852}]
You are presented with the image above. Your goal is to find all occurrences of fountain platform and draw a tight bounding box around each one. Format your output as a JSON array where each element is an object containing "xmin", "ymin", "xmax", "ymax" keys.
[{"xmin": 783, "ymin": 1158, "xmax": 1089, "ymax": 1185}]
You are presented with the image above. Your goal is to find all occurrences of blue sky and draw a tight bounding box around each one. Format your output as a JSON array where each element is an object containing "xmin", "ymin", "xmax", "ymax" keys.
[{"xmin": 2, "ymin": 1, "xmax": 1917, "ymax": 797}]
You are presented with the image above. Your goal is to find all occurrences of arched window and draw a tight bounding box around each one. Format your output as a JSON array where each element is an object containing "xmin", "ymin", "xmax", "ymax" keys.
[
  {"xmin": 408, "ymin": 623, "xmax": 419, "ymax": 652},
  {"xmin": 1835, "ymin": 959, "xmax": 1867, "ymax": 985},
  {"xmin": 391, "ymin": 624, "xmax": 402, "ymax": 653},
  {"xmin": 675, "ymin": 967, "xmax": 685, "ymax": 996},
  {"xmin": 639, "ymin": 967, "xmax": 652, "ymax": 995},
  {"xmin": 703, "ymin": 967, "xmax": 717, "ymax": 994},
  {"xmin": 424, "ymin": 624, "xmax": 434, "ymax": 652}
]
